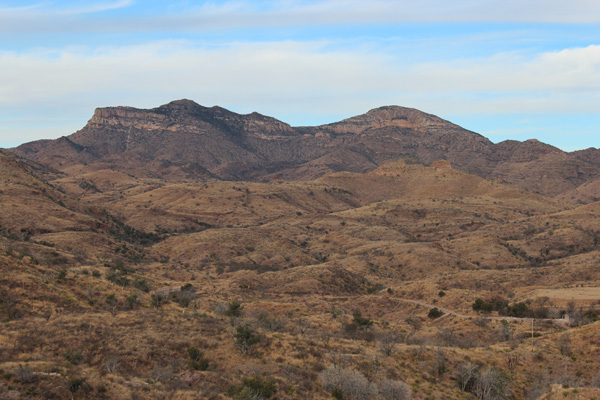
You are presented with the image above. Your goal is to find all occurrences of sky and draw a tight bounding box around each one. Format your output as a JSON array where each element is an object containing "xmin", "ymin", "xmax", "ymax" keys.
[{"xmin": 1, "ymin": 1, "xmax": 599, "ymax": 151}]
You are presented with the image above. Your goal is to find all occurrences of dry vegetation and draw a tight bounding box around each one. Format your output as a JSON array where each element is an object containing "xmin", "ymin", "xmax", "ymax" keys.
[{"xmin": 1, "ymin": 153, "xmax": 600, "ymax": 399}]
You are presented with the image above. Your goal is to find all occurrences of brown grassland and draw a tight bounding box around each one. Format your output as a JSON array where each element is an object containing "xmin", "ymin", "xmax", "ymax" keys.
[{"xmin": 1, "ymin": 152, "xmax": 600, "ymax": 400}]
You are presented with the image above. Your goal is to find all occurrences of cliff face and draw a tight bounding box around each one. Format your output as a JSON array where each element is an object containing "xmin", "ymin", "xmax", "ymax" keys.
[{"xmin": 10, "ymin": 99, "xmax": 600, "ymax": 199}]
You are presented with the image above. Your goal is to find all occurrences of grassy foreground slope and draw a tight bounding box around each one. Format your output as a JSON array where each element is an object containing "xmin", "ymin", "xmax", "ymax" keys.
[{"xmin": 1, "ymin": 155, "xmax": 600, "ymax": 399}]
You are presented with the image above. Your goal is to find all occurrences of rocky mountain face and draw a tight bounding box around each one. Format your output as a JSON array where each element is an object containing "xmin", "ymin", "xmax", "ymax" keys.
[{"xmin": 11, "ymin": 99, "xmax": 600, "ymax": 199}]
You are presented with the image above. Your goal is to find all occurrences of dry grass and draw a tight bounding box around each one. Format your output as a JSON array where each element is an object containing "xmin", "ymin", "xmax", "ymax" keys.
[{"xmin": 1, "ymin": 155, "xmax": 600, "ymax": 399}]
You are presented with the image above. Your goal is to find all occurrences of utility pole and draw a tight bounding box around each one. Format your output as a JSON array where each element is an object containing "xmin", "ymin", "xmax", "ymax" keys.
[{"xmin": 531, "ymin": 318, "xmax": 534, "ymax": 351}]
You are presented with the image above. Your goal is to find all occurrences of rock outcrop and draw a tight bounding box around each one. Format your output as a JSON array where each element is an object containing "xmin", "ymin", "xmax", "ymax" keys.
[{"xmin": 10, "ymin": 99, "xmax": 600, "ymax": 199}]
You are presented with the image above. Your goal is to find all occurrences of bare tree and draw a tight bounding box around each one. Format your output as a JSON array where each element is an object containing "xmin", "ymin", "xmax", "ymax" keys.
[
  {"xmin": 16, "ymin": 365, "xmax": 36, "ymax": 384},
  {"xmin": 474, "ymin": 368, "xmax": 511, "ymax": 400},
  {"xmin": 105, "ymin": 356, "xmax": 121, "ymax": 374},
  {"xmin": 557, "ymin": 334, "xmax": 572, "ymax": 357},
  {"xmin": 457, "ymin": 362, "xmax": 479, "ymax": 392},
  {"xmin": 378, "ymin": 332, "xmax": 399, "ymax": 357},
  {"xmin": 328, "ymin": 350, "xmax": 349, "ymax": 369},
  {"xmin": 214, "ymin": 301, "xmax": 228, "ymax": 315},
  {"xmin": 320, "ymin": 366, "xmax": 373, "ymax": 400},
  {"xmin": 297, "ymin": 318, "xmax": 311, "ymax": 335},
  {"xmin": 378, "ymin": 379, "xmax": 411, "ymax": 400},
  {"xmin": 151, "ymin": 364, "xmax": 175, "ymax": 383},
  {"xmin": 504, "ymin": 353, "xmax": 519, "ymax": 374}
]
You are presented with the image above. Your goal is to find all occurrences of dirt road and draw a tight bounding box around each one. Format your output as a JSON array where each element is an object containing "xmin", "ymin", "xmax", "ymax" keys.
[{"xmin": 396, "ymin": 298, "xmax": 568, "ymax": 325}]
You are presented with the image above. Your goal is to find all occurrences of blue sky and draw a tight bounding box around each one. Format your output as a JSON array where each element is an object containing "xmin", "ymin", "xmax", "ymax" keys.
[{"xmin": 1, "ymin": 1, "xmax": 599, "ymax": 151}]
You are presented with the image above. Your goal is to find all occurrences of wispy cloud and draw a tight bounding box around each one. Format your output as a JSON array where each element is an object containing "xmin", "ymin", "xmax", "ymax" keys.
[
  {"xmin": 1, "ymin": 40, "xmax": 598, "ymax": 117},
  {"xmin": 55, "ymin": 0, "xmax": 134, "ymax": 15},
  {"xmin": 0, "ymin": 2, "xmax": 40, "ymax": 11},
  {"xmin": 168, "ymin": 0, "xmax": 600, "ymax": 25},
  {"xmin": 3, "ymin": 0, "xmax": 600, "ymax": 35},
  {"xmin": 0, "ymin": 0, "xmax": 133, "ymax": 16}
]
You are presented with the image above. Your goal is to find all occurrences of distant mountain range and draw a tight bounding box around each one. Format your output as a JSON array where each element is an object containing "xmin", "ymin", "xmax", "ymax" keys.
[{"xmin": 9, "ymin": 99, "xmax": 600, "ymax": 202}]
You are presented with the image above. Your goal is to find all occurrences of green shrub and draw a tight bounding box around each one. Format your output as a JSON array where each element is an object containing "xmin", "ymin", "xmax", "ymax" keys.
[
  {"xmin": 226, "ymin": 300, "xmax": 244, "ymax": 317},
  {"xmin": 188, "ymin": 346, "xmax": 210, "ymax": 371},
  {"xmin": 133, "ymin": 278, "xmax": 149, "ymax": 292},
  {"xmin": 234, "ymin": 324, "xmax": 261, "ymax": 355},
  {"xmin": 232, "ymin": 376, "xmax": 277, "ymax": 399},
  {"xmin": 63, "ymin": 349, "xmax": 83, "ymax": 365}
]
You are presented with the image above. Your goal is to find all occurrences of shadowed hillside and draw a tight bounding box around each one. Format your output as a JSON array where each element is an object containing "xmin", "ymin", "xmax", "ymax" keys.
[{"xmin": 11, "ymin": 100, "xmax": 600, "ymax": 200}]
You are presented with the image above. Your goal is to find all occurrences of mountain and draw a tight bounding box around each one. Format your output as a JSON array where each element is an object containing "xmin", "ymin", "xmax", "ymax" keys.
[{"xmin": 10, "ymin": 99, "xmax": 600, "ymax": 199}]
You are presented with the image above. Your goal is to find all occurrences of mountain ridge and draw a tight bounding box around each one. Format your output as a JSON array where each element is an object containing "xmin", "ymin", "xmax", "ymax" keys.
[{"xmin": 9, "ymin": 99, "xmax": 600, "ymax": 200}]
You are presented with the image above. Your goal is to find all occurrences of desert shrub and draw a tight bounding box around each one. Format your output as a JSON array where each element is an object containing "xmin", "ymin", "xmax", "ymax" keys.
[
  {"xmin": 171, "ymin": 284, "xmax": 196, "ymax": 308},
  {"xmin": 214, "ymin": 302, "xmax": 228, "ymax": 315},
  {"xmin": 458, "ymin": 363, "xmax": 511, "ymax": 400},
  {"xmin": 68, "ymin": 378, "xmax": 86, "ymax": 394},
  {"xmin": 133, "ymin": 277, "xmax": 149, "ymax": 292},
  {"xmin": 151, "ymin": 293, "xmax": 168, "ymax": 309},
  {"xmin": 427, "ymin": 307, "xmax": 443, "ymax": 319},
  {"xmin": 473, "ymin": 368, "xmax": 511, "ymax": 400},
  {"xmin": 582, "ymin": 309, "xmax": 599, "ymax": 323},
  {"xmin": 188, "ymin": 346, "xmax": 210, "ymax": 371},
  {"xmin": 104, "ymin": 356, "xmax": 121, "ymax": 373},
  {"xmin": 457, "ymin": 362, "xmax": 479, "ymax": 392},
  {"xmin": 105, "ymin": 293, "xmax": 117, "ymax": 307},
  {"xmin": 0, "ymin": 289, "xmax": 23, "ymax": 321},
  {"xmin": 472, "ymin": 298, "xmax": 507, "ymax": 314},
  {"xmin": 226, "ymin": 300, "xmax": 244, "ymax": 317},
  {"xmin": 233, "ymin": 324, "xmax": 261, "ymax": 355},
  {"xmin": 231, "ymin": 376, "xmax": 277, "ymax": 399},
  {"xmin": 320, "ymin": 365, "xmax": 372, "ymax": 400},
  {"xmin": 344, "ymin": 310, "xmax": 373, "ymax": 337},
  {"xmin": 151, "ymin": 364, "xmax": 175, "ymax": 383},
  {"xmin": 473, "ymin": 298, "xmax": 541, "ymax": 318},
  {"xmin": 352, "ymin": 310, "xmax": 373, "ymax": 329},
  {"xmin": 253, "ymin": 310, "xmax": 286, "ymax": 332},
  {"xmin": 505, "ymin": 302, "xmax": 531, "ymax": 318},
  {"xmin": 126, "ymin": 293, "xmax": 139, "ymax": 309},
  {"xmin": 378, "ymin": 379, "xmax": 411, "ymax": 400},
  {"xmin": 477, "ymin": 297, "xmax": 507, "ymax": 311},
  {"xmin": 558, "ymin": 334, "xmax": 572, "ymax": 357},
  {"xmin": 378, "ymin": 332, "xmax": 399, "ymax": 356},
  {"xmin": 106, "ymin": 271, "xmax": 130, "ymax": 287},
  {"xmin": 16, "ymin": 365, "xmax": 36, "ymax": 383},
  {"xmin": 63, "ymin": 349, "xmax": 83, "ymax": 365},
  {"xmin": 233, "ymin": 387, "xmax": 262, "ymax": 400}
]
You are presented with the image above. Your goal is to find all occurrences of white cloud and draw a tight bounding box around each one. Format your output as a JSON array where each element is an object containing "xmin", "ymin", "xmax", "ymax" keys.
[
  {"xmin": 0, "ymin": 40, "xmax": 599, "ymax": 148},
  {"xmin": 405, "ymin": 44, "xmax": 600, "ymax": 93},
  {"xmin": 184, "ymin": 0, "xmax": 600, "ymax": 24}
]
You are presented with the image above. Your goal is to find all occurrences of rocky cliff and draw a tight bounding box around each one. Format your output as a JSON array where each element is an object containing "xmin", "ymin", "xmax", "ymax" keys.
[{"xmin": 10, "ymin": 99, "xmax": 600, "ymax": 199}]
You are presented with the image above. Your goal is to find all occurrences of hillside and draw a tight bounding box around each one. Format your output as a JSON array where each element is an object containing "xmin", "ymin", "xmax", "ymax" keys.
[
  {"xmin": 10, "ymin": 100, "xmax": 600, "ymax": 199},
  {"xmin": 2, "ymin": 147, "xmax": 600, "ymax": 399}
]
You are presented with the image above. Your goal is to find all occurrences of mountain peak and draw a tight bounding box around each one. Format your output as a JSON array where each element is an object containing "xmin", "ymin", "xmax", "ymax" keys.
[
  {"xmin": 165, "ymin": 99, "xmax": 200, "ymax": 107},
  {"xmin": 320, "ymin": 105, "xmax": 480, "ymax": 138},
  {"xmin": 156, "ymin": 99, "xmax": 207, "ymax": 114}
]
